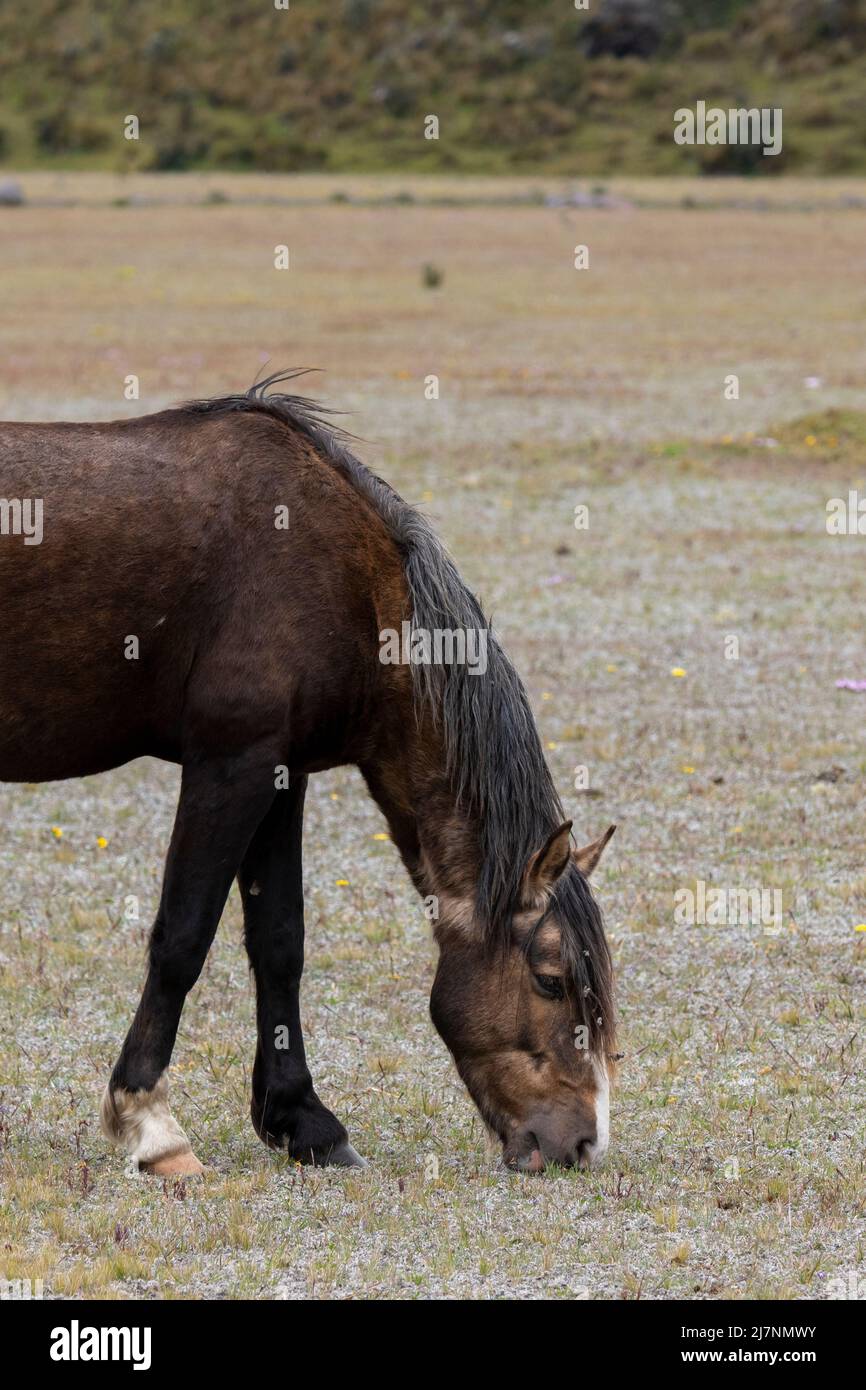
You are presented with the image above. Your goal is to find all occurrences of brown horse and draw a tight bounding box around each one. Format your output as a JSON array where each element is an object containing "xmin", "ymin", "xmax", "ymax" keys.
[{"xmin": 0, "ymin": 374, "xmax": 616, "ymax": 1175}]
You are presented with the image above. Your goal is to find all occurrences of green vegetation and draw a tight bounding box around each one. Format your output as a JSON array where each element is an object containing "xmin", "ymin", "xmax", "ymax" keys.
[
  {"xmin": 770, "ymin": 407, "xmax": 866, "ymax": 452},
  {"xmin": 2, "ymin": 0, "xmax": 866, "ymax": 174}
]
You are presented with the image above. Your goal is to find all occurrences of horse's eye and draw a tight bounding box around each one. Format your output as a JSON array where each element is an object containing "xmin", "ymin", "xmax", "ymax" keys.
[{"xmin": 533, "ymin": 973, "xmax": 565, "ymax": 1000}]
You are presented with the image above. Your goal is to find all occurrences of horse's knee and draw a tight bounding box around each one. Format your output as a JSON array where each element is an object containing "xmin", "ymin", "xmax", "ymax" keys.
[{"xmin": 147, "ymin": 922, "xmax": 210, "ymax": 997}]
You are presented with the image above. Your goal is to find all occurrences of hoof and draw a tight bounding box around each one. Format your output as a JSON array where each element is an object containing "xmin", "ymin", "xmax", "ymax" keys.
[
  {"xmin": 320, "ymin": 1141, "xmax": 368, "ymax": 1169},
  {"xmin": 142, "ymin": 1149, "xmax": 205, "ymax": 1177}
]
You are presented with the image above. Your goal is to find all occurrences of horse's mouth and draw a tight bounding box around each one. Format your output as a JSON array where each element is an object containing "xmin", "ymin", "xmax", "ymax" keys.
[{"xmin": 502, "ymin": 1132, "xmax": 546, "ymax": 1174}]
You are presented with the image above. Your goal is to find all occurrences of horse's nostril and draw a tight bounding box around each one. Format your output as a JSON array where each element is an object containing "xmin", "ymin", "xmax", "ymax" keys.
[
  {"xmin": 540, "ymin": 1135, "xmax": 596, "ymax": 1169},
  {"xmin": 576, "ymin": 1136, "xmax": 598, "ymax": 1168},
  {"xmin": 509, "ymin": 1137, "xmax": 545, "ymax": 1173}
]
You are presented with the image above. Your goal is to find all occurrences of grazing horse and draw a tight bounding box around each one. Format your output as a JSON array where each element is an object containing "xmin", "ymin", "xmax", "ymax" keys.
[{"xmin": 0, "ymin": 374, "xmax": 617, "ymax": 1175}]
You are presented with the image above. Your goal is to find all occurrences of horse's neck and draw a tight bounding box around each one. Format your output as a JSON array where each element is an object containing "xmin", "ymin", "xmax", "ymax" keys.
[{"xmin": 361, "ymin": 725, "xmax": 481, "ymax": 921}]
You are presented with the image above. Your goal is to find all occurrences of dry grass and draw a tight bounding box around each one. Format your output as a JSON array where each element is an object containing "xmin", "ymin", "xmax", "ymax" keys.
[
  {"xmin": 2, "ymin": 173, "xmax": 866, "ymax": 443},
  {"xmin": 1, "ymin": 176, "xmax": 865, "ymax": 1299}
]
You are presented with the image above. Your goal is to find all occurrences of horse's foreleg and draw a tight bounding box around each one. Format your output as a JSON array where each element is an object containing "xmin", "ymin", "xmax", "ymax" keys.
[
  {"xmin": 239, "ymin": 775, "xmax": 365, "ymax": 1167},
  {"xmin": 102, "ymin": 751, "xmax": 277, "ymax": 1174}
]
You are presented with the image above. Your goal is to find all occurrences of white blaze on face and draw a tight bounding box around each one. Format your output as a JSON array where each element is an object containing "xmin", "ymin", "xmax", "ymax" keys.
[{"xmin": 586, "ymin": 1055, "xmax": 610, "ymax": 1165}]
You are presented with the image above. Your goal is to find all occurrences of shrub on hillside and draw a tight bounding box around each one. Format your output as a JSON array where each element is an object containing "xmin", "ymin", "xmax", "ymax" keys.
[{"xmin": 580, "ymin": 0, "xmax": 684, "ymax": 59}]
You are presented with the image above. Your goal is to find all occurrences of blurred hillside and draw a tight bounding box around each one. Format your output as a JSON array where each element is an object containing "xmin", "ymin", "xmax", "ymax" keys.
[{"xmin": 1, "ymin": 0, "xmax": 865, "ymax": 174}]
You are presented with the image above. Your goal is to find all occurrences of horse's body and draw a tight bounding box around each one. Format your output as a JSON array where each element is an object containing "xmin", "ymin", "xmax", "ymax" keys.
[
  {"xmin": 0, "ymin": 379, "xmax": 616, "ymax": 1175},
  {"xmin": 0, "ymin": 405, "xmax": 401, "ymax": 781}
]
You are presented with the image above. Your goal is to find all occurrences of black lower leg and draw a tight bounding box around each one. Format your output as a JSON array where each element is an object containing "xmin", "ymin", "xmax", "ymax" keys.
[{"xmin": 239, "ymin": 775, "xmax": 362, "ymax": 1165}]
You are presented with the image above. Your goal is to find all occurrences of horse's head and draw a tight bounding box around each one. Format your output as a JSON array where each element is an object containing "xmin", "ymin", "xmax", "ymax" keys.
[{"xmin": 429, "ymin": 822, "xmax": 616, "ymax": 1172}]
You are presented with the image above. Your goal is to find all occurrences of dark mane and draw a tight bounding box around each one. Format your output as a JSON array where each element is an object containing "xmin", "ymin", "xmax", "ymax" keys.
[{"xmin": 180, "ymin": 372, "xmax": 614, "ymax": 1052}]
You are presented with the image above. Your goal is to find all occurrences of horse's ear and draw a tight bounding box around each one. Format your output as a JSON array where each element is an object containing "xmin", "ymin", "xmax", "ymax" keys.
[
  {"xmin": 573, "ymin": 824, "xmax": 616, "ymax": 878},
  {"xmin": 523, "ymin": 820, "xmax": 573, "ymax": 900}
]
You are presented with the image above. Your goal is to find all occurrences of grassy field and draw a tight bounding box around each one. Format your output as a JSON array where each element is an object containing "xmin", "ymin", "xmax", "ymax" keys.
[
  {"xmin": 2, "ymin": 0, "xmax": 866, "ymax": 175},
  {"xmin": 1, "ymin": 175, "xmax": 865, "ymax": 1300}
]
